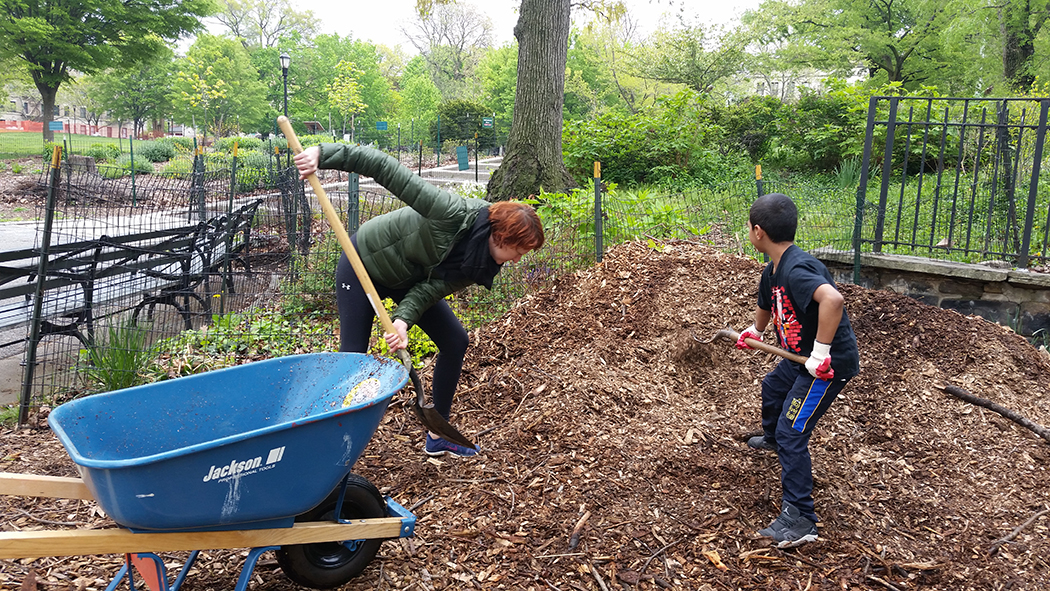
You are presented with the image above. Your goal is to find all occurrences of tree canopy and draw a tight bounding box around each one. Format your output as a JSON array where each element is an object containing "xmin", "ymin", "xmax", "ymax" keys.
[{"xmin": 0, "ymin": 0, "xmax": 211, "ymax": 139}]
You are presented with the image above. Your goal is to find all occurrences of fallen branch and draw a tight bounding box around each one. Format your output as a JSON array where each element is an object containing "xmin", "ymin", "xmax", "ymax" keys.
[
  {"xmin": 568, "ymin": 511, "xmax": 590, "ymax": 550},
  {"xmin": 640, "ymin": 535, "xmax": 687, "ymax": 574},
  {"xmin": 938, "ymin": 384, "xmax": 1050, "ymax": 444},
  {"xmin": 866, "ymin": 575, "xmax": 902, "ymax": 591},
  {"xmin": 988, "ymin": 507, "xmax": 1050, "ymax": 554}
]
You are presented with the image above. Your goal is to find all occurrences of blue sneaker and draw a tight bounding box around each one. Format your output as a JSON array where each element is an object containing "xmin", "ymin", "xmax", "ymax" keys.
[{"xmin": 425, "ymin": 433, "xmax": 479, "ymax": 458}]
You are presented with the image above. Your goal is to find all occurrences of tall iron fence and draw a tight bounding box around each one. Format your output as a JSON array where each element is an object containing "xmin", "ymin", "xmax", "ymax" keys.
[{"xmin": 853, "ymin": 96, "xmax": 1050, "ymax": 276}]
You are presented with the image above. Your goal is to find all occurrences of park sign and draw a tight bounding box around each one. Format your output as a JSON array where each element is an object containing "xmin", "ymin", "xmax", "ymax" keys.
[
  {"xmin": 482, "ymin": 117, "xmax": 494, "ymax": 129},
  {"xmin": 48, "ymin": 121, "xmax": 63, "ymax": 131},
  {"xmin": 376, "ymin": 121, "xmax": 388, "ymax": 131},
  {"xmin": 456, "ymin": 146, "xmax": 470, "ymax": 171}
]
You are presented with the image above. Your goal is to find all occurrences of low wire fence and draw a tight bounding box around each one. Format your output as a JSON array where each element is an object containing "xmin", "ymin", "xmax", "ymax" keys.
[{"xmin": 5, "ymin": 151, "xmax": 872, "ymax": 423}]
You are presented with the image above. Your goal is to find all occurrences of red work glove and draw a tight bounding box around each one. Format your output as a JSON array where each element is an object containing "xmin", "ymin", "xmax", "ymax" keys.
[
  {"xmin": 805, "ymin": 341, "xmax": 834, "ymax": 380},
  {"xmin": 735, "ymin": 324, "xmax": 763, "ymax": 350}
]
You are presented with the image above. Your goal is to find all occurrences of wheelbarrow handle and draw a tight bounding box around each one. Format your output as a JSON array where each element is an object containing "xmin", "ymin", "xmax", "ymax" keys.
[{"xmin": 278, "ymin": 117, "xmax": 399, "ymax": 342}]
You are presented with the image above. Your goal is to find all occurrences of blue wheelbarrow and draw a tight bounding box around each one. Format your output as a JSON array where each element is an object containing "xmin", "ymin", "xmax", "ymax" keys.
[{"xmin": 0, "ymin": 352, "xmax": 414, "ymax": 590}]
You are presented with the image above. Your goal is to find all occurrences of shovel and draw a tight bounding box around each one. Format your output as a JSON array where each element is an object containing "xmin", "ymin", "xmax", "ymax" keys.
[
  {"xmin": 697, "ymin": 325, "xmax": 835, "ymax": 377},
  {"xmin": 278, "ymin": 116, "xmax": 476, "ymax": 449}
]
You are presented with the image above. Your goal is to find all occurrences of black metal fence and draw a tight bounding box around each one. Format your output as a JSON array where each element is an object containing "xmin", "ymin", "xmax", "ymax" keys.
[
  {"xmin": 853, "ymin": 96, "xmax": 1050, "ymax": 276},
  {"xmin": 15, "ymin": 112, "xmax": 1040, "ymax": 421}
]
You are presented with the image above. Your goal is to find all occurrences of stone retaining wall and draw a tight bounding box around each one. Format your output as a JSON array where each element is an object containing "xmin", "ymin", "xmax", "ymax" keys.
[{"xmin": 813, "ymin": 248, "xmax": 1050, "ymax": 338}]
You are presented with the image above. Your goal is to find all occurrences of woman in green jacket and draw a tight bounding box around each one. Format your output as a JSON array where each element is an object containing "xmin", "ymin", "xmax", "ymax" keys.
[{"xmin": 294, "ymin": 143, "xmax": 545, "ymax": 457}]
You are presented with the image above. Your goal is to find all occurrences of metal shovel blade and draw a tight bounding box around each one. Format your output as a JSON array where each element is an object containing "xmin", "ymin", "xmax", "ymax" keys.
[{"xmin": 398, "ymin": 350, "xmax": 476, "ymax": 449}]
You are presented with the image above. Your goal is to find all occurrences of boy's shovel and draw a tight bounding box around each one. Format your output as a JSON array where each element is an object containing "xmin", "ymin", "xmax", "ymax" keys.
[{"xmin": 278, "ymin": 116, "xmax": 475, "ymax": 449}]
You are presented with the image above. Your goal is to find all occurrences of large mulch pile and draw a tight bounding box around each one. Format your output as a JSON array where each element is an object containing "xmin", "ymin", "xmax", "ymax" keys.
[{"xmin": 3, "ymin": 240, "xmax": 1050, "ymax": 591}]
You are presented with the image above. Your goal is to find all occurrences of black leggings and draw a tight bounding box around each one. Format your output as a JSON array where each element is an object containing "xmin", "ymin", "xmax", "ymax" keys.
[{"xmin": 335, "ymin": 248, "xmax": 468, "ymax": 421}]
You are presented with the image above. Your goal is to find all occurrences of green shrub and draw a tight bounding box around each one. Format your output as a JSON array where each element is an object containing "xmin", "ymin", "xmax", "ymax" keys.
[
  {"xmin": 11, "ymin": 163, "xmax": 23, "ymax": 174},
  {"xmin": 160, "ymin": 157, "xmax": 193, "ymax": 178},
  {"xmin": 133, "ymin": 140, "xmax": 177, "ymax": 163},
  {"xmin": 118, "ymin": 154, "xmax": 152, "ymax": 174},
  {"xmin": 235, "ymin": 150, "xmax": 272, "ymax": 191},
  {"xmin": 42, "ymin": 141, "xmax": 61, "ymax": 160},
  {"xmin": 85, "ymin": 143, "xmax": 121, "ymax": 161},
  {"xmin": 215, "ymin": 136, "xmax": 263, "ymax": 153},
  {"xmin": 155, "ymin": 136, "xmax": 195, "ymax": 154},
  {"xmin": 98, "ymin": 163, "xmax": 126, "ymax": 179},
  {"xmin": 563, "ymin": 89, "xmax": 731, "ymax": 187}
]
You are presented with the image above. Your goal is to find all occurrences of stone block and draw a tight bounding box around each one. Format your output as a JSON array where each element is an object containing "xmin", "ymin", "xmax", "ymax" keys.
[
  {"xmin": 1019, "ymin": 302, "xmax": 1050, "ymax": 337},
  {"xmin": 937, "ymin": 278, "xmax": 987, "ymax": 299},
  {"xmin": 940, "ymin": 299, "xmax": 1016, "ymax": 327}
]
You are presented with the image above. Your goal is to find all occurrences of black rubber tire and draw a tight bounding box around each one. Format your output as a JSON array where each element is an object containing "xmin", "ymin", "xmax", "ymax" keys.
[{"xmin": 275, "ymin": 474, "xmax": 387, "ymax": 589}]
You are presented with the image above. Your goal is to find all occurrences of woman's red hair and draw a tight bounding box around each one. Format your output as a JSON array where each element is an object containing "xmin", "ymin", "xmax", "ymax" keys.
[{"xmin": 488, "ymin": 201, "xmax": 545, "ymax": 250}]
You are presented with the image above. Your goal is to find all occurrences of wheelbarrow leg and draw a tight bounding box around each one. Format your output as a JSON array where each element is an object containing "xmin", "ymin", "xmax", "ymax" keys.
[
  {"xmin": 234, "ymin": 546, "xmax": 280, "ymax": 591},
  {"xmin": 105, "ymin": 551, "xmax": 201, "ymax": 591}
]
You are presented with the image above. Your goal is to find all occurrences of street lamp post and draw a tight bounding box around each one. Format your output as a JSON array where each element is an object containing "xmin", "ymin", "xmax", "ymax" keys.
[{"xmin": 279, "ymin": 51, "xmax": 291, "ymax": 118}]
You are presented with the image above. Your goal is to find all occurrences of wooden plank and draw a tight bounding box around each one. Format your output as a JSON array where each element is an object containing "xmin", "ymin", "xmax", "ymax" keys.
[
  {"xmin": 0, "ymin": 518, "xmax": 406, "ymax": 559},
  {"xmin": 0, "ymin": 473, "xmax": 93, "ymax": 500}
]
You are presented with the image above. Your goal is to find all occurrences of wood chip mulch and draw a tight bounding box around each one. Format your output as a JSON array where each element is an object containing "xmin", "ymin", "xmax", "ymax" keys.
[{"xmin": 3, "ymin": 240, "xmax": 1050, "ymax": 591}]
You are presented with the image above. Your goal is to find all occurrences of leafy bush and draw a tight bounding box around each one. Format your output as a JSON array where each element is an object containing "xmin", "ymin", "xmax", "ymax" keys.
[
  {"xmin": 118, "ymin": 154, "xmax": 152, "ymax": 174},
  {"xmin": 215, "ymin": 136, "xmax": 263, "ymax": 154},
  {"xmin": 85, "ymin": 143, "xmax": 121, "ymax": 161},
  {"xmin": 300, "ymin": 134, "xmax": 332, "ymax": 148},
  {"xmin": 234, "ymin": 150, "xmax": 272, "ymax": 191},
  {"xmin": 432, "ymin": 99, "xmax": 496, "ymax": 149},
  {"xmin": 98, "ymin": 163, "xmax": 126, "ymax": 179},
  {"xmin": 155, "ymin": 136, "xmax": 195, "ymax": 154},
  {"xmin": 42, "ymin": 141, "xmax": 61, "ymax": 160},
  {"xmin": 133, "ymin": 140, "xmax": 177, "ymax": 163},
  {"xmin": 160, "ymin": 157, "xmax": 193, "ymax": 178},
  {"xmin": 563, "ymin": 89, "xmax": 730, "ymax": 187}
]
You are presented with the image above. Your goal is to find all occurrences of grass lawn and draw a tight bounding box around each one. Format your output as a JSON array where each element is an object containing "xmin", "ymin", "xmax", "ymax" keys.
[{"xmin": 0, "ymin": 131, "xmax": 127, "ymax": 159}]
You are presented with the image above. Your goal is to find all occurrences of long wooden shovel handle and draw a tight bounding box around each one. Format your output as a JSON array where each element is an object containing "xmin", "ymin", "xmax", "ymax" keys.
[
  {"xmin": 277, "ymin": 116, "xmax": 400, "ymax": 343},
  {"xmin": 720, "ymin": 328, "xmax": 809, "ymax": 365}
]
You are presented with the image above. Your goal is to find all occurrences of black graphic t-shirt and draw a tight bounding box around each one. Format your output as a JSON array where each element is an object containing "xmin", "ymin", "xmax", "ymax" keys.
[{"xmin": 757, "ymin": 245, "xmax": 860, "ymax": 379}]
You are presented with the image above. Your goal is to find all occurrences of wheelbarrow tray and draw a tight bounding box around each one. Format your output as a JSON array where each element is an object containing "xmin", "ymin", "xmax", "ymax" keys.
[{"xmin": 47, "ymin": 352, "xmax": 408, "ymax": 533}]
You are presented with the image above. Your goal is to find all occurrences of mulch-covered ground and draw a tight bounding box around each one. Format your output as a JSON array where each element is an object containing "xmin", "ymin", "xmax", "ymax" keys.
[{"xmin": 3, "ymin": 240, "xmax": 1050, "ymax": 591}]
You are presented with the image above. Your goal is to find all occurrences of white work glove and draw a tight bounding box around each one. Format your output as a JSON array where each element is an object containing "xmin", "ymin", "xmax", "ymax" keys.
[
  {"xmin": 735, "ymin": 324, "xmax": 762, "ymax": 350},
  {"xmin": 805, "ymin": 341, "xmax": 834, "ymax": 380}
]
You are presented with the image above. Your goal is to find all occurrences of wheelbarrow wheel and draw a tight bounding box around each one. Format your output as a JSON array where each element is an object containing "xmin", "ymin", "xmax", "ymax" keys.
[{"xmin": 276, "ymin": 473, "xmax": 387, "ymax": 589}]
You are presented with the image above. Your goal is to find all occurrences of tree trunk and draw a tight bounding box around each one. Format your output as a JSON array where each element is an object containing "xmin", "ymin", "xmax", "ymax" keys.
[
  {"xmin": 487, "ymin": 0, "xmax": 576, "ymax": 201},
  {"xmin": 1000, "ymin": 4, "xmax": 1039, "ymax": 91},
  {"xmin": 34, "ymin": 81, "xmax": 59, "ymax": 143}
]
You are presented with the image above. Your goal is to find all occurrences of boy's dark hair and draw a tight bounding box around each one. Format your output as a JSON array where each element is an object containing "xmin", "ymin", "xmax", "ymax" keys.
[{"xmin": 749, "ymin": 193, "xmax": 798, "ymax": 243}]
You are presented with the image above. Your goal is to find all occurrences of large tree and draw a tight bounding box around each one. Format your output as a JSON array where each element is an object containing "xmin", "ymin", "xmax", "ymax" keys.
[
  {"xmin": 95, "ymin": 51, "xmax": 175, "ymax": 137},
  {"xmin": 172, "ymin": 35, "xmax": 269, "ymax": 139},
  {"xmin": 487, "ymin": 0, "xmax": 576, "ymax": 200},
  {"xmin": 213, "ymin": 0, "xmax": 318, "ymax": 48},
  {"xmin": 0, "ymin": 0, "xmax": 210, "ymax": 141},
  {"xmin": 403, "ymin": 2, "xmax": 493, "ymax": 100}
]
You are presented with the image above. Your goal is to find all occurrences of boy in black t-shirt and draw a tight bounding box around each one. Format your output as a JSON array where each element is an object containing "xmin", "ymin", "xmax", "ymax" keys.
[{"xmin": 736, "ymin": 193, "xmax": 860, "ymax": 548}]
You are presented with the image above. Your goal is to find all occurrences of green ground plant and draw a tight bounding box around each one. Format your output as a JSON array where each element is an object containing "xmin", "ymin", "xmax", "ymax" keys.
[
  {"xmin": 0, "ymin": 405, "xmax": 18, "ymax": 426},
  {"xmin": 149, "ymin": 309, "xmax": 340, "ymax": 378},
  {"xmin": 81, "ymin": 319, "xmax": 154, "ymax": 393}
]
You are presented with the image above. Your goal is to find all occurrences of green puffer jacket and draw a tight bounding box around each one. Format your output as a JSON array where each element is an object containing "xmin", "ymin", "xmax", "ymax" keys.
[{"xmin": 317, "ymin": 143, "xmax": 489, "ymax": 327}]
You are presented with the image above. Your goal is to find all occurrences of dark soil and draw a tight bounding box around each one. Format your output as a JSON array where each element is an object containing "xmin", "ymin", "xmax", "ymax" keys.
[{"xmin": 2, "ymin": 231, "xmax": 1050, "ymax": 589}]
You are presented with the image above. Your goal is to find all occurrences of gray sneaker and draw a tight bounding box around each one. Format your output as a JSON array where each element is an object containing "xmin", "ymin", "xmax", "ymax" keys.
[
  {"xmin": 747, "ymin": 435, "xmax": 777, "ymax": 452},
  {"xmin": 758, "ymin": 503, "xmax": 818, "ymax": 548}
]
